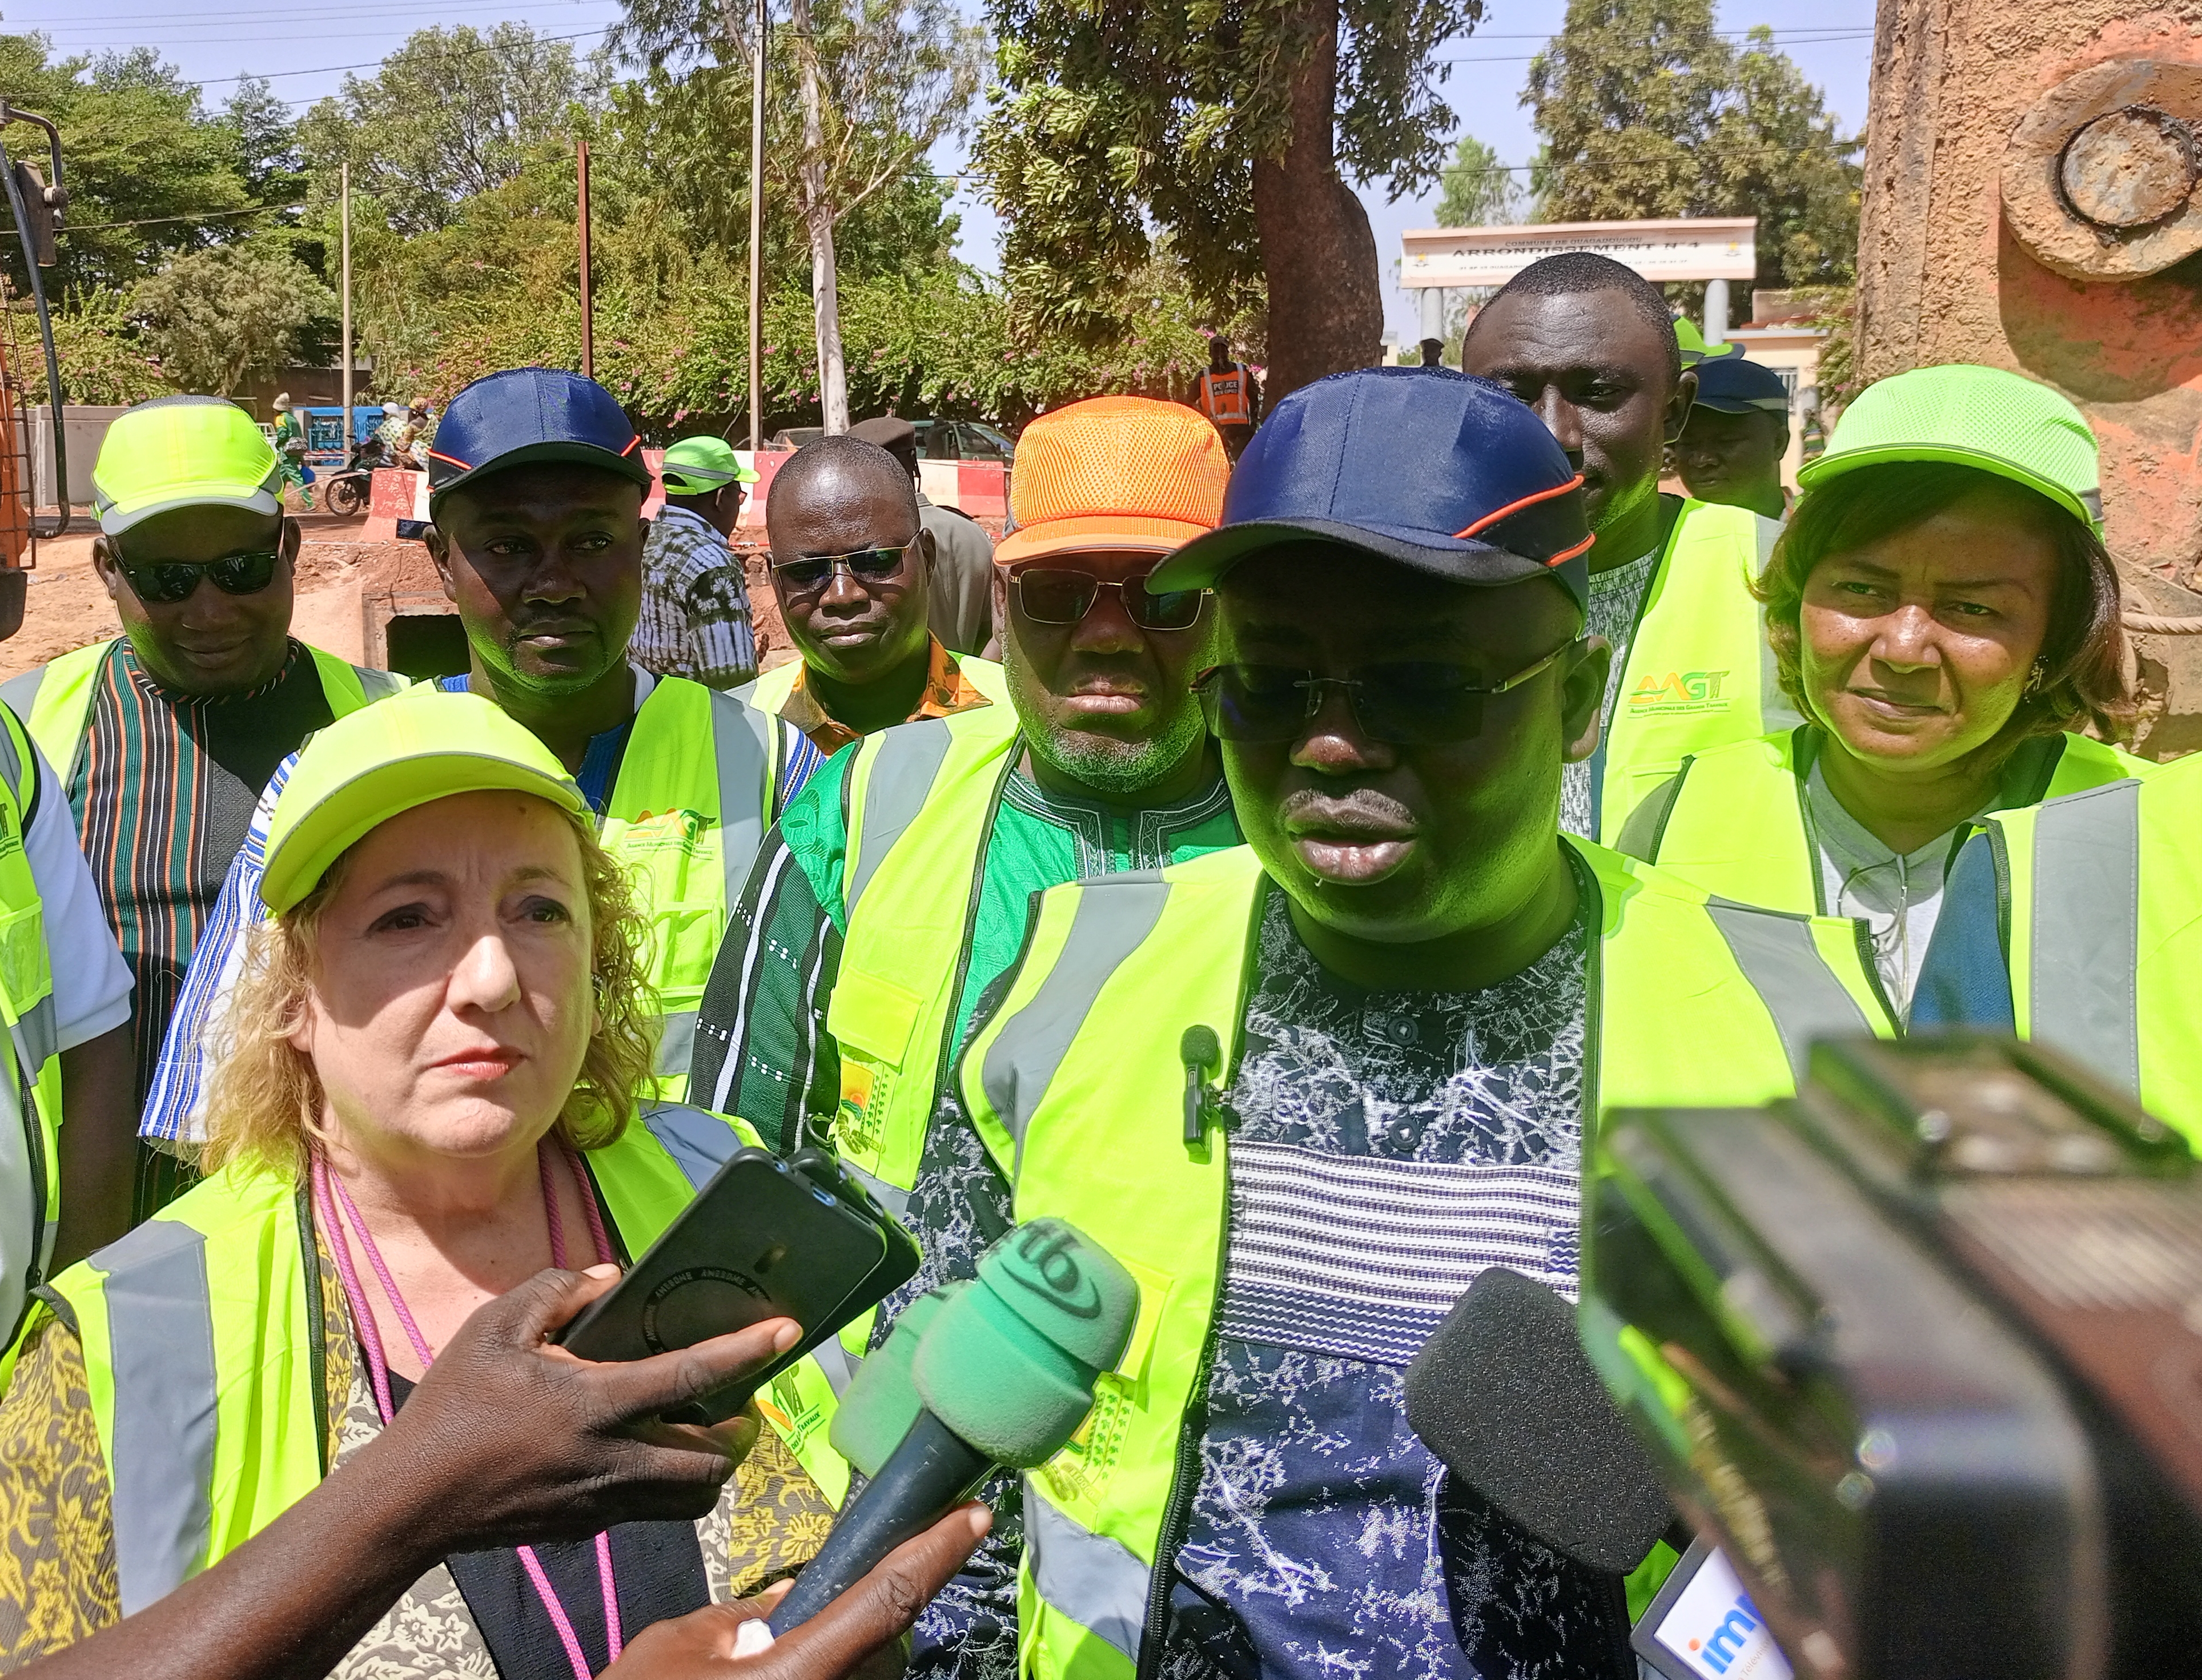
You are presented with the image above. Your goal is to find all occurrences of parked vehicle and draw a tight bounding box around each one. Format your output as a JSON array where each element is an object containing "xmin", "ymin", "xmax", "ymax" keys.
[
  {"xmin": 766, "ymin": 419, "xmax": 1018, "ymax": 464},
  {"xmin": 318, "ymin": 436, "xmax": 392, "ymax": 518}
]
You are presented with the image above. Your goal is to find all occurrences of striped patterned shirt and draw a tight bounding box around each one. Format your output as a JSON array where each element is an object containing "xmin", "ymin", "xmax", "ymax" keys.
[
  {"xmin": 1166, "ymin": 879, "xmax": 1618, "ymax": 1680},
  {"xmin": 66, "ymin": 639, "xmax": 337, "ymax": 1115},
  {"xmin": 634, "ymin": 507, "xmax": 758, "ymax": 688}
]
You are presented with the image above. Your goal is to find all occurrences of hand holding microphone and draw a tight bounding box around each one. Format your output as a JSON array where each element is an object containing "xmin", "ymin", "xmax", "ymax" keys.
[{"xmin": 767, "ymin": 1218, "xmax": 1140, "ymax": 1635}]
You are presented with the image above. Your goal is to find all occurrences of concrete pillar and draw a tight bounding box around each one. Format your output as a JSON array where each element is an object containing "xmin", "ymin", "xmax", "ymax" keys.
[
  {"xmin": 1703, "ymin": 279, "xmax": 1730, "ymax": 346},
  {"xmin": 1859, "ymin": 1, "xmax": 2202, "ymax": 753},
  {"xmin": 1419, "ymin": 285, "xmax": 1446, "ymax": 343}
]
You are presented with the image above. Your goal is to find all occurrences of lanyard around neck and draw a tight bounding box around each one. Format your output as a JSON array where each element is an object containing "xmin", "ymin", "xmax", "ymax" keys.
[{"xmin": 313, "ymin": 1136, "xmax": 624, "ymax": 1679}]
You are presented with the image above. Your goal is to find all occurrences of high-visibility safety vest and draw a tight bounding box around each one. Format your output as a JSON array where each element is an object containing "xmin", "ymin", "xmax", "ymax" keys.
[
  {"xmin": 602, "ymin": 677, "xmax": 783, "ymax": 1095},
  {"xmin": 815, "ymin": 704, "xmax": 1026, "ymax": 1355},
  {"xmin": 1974, "ymin": 759, "xmax": 2202, "ymax": 1143},
  {"xmin": 37, "ymin": 1100, "xmax": 848, "ymax": 1619},
  {"xmin": 740, "ymin": 653, "xmax": 1011, "ymax": 794},
  {"xmin": 1194, "ymin": 368, "xmax": 1253, "ymax": 428},
  {"xmin": 959, "ymin": 841, "xmax": 1896, "ymax": 1680},
  {"xmin": 1590, "ymin": 501, "xmax": 1793, "ymax": 846},
  {"xmin": 0, "ymin": 704, "xmax": 62, "ymax": 1349},
  {"xmin": 1616, "ymin": 725, "xmax": 2151, "ymax": 915},
  {"xmin": 0, "ymin": 637, "xmax": 407, "ymax": 791}
]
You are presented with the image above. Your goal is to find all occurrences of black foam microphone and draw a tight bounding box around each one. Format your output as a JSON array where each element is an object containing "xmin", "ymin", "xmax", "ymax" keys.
[{"xmin": 1404, "ymin": 1265, "xmax": 1674, "ymax": 1576}]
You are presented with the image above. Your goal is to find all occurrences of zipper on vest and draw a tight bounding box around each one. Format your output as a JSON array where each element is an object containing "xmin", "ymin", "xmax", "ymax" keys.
[{"xmin": 1134, "ymin": 1146, "xmax": 1231, "ymax": 1680}]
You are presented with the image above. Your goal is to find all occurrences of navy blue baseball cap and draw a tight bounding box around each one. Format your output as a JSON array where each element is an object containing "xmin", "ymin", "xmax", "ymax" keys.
[
  {"xmin": 425, "ymin": 367, "xmax": 652, "ymax": 515},
  {"xmin": 1690, "ymin": 355, "xmax": 1793, "ymax": 416},
  {"xmin": 1150, "ymin": 367, "xmax": 1594, "ymax": 609}
]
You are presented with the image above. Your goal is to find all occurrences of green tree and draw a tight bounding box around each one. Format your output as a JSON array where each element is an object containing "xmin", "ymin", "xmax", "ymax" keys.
[
  {"xmin": 133, "ymin": 239, "xmax": 336, "ymax": 393},
  {"xmin": 976, "ymin": 0, "xmax": 1485, "ymax": 399},
  {"xmin": 0, "ymin": 37, "xmax": 256, "ymax": 295},
  {"xmin": 1434, "ymin": 134, "xmax": 1518, "ymax": 228},
  {"xmin": 297, "ymin": 26, "xmax": 583, "ymax": 235},
  {"xmin": 222, "ymin": 75, "xmax": 306, "ymax": 210},
  {"xmin": 614, "ymin": 0, "xmax": 983, "ymax": 433},
  {"xmin": 1525, "ymin": 0, "xmax": 1859, "ymax": 287}
]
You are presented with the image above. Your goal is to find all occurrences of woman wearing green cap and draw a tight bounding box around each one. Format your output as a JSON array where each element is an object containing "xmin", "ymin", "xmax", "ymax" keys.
[
  {"xmin": 1615, "ymin": 363, "xmax": 2145, "ymax": 1016},
  {"xmin": 0, "ymin": 689, "xmax": 846, "ymax": 1677}
]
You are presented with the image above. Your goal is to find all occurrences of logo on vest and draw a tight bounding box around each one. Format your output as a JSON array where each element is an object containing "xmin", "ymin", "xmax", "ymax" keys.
[
  {"xmin": 0, "ymin": 805, "xmax": 19, "ymax": 861},
  {"xmin": 1627, "ymin": 669, "xmax": 1733, "ymax": 717},
  {"xmin": 835, "ymin": 1062, "xmax": 882, "ymax": 1154},
  {"xmin": 620, "ymin": 807, "xmax": 710, "ymax": 856}
]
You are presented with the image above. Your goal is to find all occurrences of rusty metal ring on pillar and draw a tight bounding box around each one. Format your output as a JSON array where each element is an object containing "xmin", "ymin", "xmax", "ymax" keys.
[{"xmin": 2003, "ymin": 57, "xmax": 2202, "ymax": 281}]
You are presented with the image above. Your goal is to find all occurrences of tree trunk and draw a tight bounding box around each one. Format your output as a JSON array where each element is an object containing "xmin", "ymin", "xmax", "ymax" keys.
[
  {"xmin": 790, "ymin": 0, "xmax": 849, "ymax": 432},
  {"xmin": 1251, "ymin": 0, "xmax": 1383, "ymax": 403}
]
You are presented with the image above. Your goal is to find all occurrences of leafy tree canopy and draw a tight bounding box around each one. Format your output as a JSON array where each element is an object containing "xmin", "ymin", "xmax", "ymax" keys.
[
  {"xmin": 296, "ymin": 26, "xmax": 585, "ymax": 235},
  {"xmin": 133, "ymin": 237, "xmax": 337, "ymax": 394},
  {"xmin": 1526, "ymin": 0, "xmax": 1859, "ymax": 287},
  {"xmin": 0, "ymin": 35, "xmax": 257, "ymax": 295},
  {"xmin": 975, "ymin": 0, "xmax": 1485, "ymax": 352},
  {"xmin": 1434, "ymin": 134, "xmax": 1519, "ymax": 228}
]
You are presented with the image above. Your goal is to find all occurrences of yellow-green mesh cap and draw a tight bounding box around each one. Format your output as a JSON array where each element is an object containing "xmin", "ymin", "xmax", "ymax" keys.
[
  {"xmin": 661, "ymin": 436, "xmax": 758, "ymax": 495},
  {"xmin": 92, "ymin": 396, "xmax": 286, "ymax": 536},
  {"xmin": 1673, "ymin": 317, "xmax": 1741, "ymax": 370},
  {"xmin": 1798, "ymin": 364, "xmax": 2103, "ymax": 533},
  {"xmin": 262, "ymin": 687, "xmax": 589, "ymax": 913}
]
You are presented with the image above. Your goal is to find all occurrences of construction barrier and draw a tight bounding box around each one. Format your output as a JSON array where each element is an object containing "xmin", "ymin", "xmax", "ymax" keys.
[{"xmin": 363, "ymin": 469, "xmax": 428, "ymax": 541}]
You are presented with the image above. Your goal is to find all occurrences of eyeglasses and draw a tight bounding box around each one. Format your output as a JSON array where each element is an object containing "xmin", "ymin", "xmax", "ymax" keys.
[
  {"xmin": 769, "ymin": 544, "xmax": 913, "ymax": 596},
  {"xmin": 1011, "ymin": 568, "xmax": 1208, "ymax": 632},
  {"xmin": 115, "ymin": 548, "xmax": 283, "ymax": 605},
  {"xmin": 1192, "ymin": 640, "xmax": 1581, "ymax": 743}
]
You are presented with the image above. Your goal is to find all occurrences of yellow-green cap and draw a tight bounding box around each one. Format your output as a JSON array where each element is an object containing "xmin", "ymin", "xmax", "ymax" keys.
[
  {"xmin": 262, "ymin": 687, "xmax": 589, "ymax": 913},
  {"xmin": 1798, "ymin": 364, "xmax": 2103, "ymax": 533},
  {"xmin": 661, "ymin": 436, "xmax": 758, "ymax": 495},
  {"xmin": 1673, "ymin": 317, "xmax": 1742, "ymax": 369},
  {"xmin": 92, "ymin": 396, "xmax": 286, "ymax": 536}
]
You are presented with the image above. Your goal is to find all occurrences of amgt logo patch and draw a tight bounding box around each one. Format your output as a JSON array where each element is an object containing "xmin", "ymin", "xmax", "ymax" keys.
[{"xmin": 1628, "ymin": 669, "xmax": 1733, "ymax": 717}]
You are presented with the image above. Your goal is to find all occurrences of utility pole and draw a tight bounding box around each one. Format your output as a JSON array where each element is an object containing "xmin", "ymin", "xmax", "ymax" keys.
[
  {"xmin": 577, "ymin": 138, "xmax": 594, "ymax": 379},
  {"xmin": 746, "ymin": 0, "xmax": 767, "ymax": 452},
  {"xmin": 340, "ymin": 163, "xmax": 352, "ymax": 453}
]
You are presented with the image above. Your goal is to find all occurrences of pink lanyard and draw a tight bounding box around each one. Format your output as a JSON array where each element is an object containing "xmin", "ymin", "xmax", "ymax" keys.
[{"xmin": 312, "ymin": 1137, "xmax": 625, "ymax": 1680}]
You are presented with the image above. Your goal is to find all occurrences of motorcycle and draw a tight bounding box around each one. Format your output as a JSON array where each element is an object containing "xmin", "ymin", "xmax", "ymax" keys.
[{"xmin": 318, "ymin": 438, "xmax": 390, "ymax": 518}]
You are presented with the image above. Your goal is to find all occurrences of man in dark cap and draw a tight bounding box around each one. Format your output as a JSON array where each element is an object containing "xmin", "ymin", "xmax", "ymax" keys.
[
  {"xmin": 942, "ymin": 367, "xmax": 1896, "ymax": 1680},
  {"xmin": 1673, "ymin": 354, "xmax": 1794, "ymax": 520},
  {"xmin": 848, "ymin": 415, "xmax": 996, "ymax": 656}
]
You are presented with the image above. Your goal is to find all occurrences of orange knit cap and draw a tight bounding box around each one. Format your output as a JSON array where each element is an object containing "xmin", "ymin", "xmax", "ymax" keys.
[{"xmin": 993, "ymin": 396, "xmax": 1229, "ymax": 567}]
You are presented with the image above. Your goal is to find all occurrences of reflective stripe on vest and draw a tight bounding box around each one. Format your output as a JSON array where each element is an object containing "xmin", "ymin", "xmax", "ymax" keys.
[
  {"xmin": 602, "ymin": 679, "xmax": 775, "ymax": 1098},
  {"xmin": 58, "ymin": 1100, "xmax": 849, "ymax": 1611},
  {"xmin": 1593, "ymin": 503, "xmax": 1792, "ymax": 846},
  {"xmin": 962, "ymin": 839, "xmax": 1894, "ymax": 1680},
  {"xmin": 827, "ymin": 708, "xmax": 1022, "ymax": 1194},
  {"xmin": 738, "ymin": 653, "xmax": 1013, "ymax": 803},
  {"xmin": 1, "ymin": 640, "xmax": 401, "ymax": 792},
  {"xmin": 2002, "ymin": 778, "xmax": 2145, "ymax": 1096},
  {"xmin": 1622, "ymin": 728, "xmax": 2155, "ymax": 921},
  {"xmin": 0, "ymin": 701, "xmax": 62, "ymax": 1346}
]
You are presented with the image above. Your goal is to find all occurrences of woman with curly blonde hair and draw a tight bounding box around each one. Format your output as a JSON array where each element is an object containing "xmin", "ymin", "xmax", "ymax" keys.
[
  {"xmin": 1613, "ymin": 364, "xmax": 2148, "ymax": 1016},
  {"xmin": 0, "ymin": 689, "xmax": 842, "ymax": 1679}
]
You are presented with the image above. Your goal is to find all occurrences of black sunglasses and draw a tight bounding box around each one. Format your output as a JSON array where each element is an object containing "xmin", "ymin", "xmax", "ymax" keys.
[
  {"xmin": 116, "ymin": 548, "xmax": 283, "ymax": 605},
  {"xmin": 1012, "ymin": 567, "xmax": 1208, "ymax": 633},
  {"xmin": 1192, "ymin": 640, "xmax": 1581, "ymax": 744},
  {"xmin": 770, "ymin": 544, "xmax": 913, "ymax": 596}
]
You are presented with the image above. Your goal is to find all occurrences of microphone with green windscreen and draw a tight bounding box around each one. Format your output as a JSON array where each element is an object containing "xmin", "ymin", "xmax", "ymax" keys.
[{"xmin": 771, "ymin": 1220, "xmax": 1139, "ymax": 1632}]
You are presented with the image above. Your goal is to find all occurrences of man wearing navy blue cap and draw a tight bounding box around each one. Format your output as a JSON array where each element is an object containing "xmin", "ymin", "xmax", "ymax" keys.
[
  {"xmin": 142, "ymin": 368, "xmax": 824, "ymax": 1155},
  {"xmin": 944, "ymin": 368, "xmax": 1898, "ymax": 1680},
  {"xmin": 1673, "ymin": 355, "xmax": 1794, "ymax": 520}
]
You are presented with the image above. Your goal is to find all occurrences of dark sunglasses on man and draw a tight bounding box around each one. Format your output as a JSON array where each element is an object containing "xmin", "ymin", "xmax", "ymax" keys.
[
  {"xmin": 1192, "ymin": 638, "xmax": 1581, "ymax": 744},
  {"xmin": 770, "ymin": 543, "xmax": 913, "ymax": 597},
  {"xmin": 1011, "ymin": 566, "xmax": 1207, "ymax": 633},
  {"xmin": 114, "ymin": 546, "xmax": 284, "ymax": 606}
]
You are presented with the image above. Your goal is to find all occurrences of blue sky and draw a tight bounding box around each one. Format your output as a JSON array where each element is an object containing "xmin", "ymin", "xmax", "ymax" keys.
[{"xmin": 26, "ymin": 0, "xmax": 1874, "ymax": 339}]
